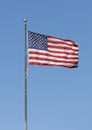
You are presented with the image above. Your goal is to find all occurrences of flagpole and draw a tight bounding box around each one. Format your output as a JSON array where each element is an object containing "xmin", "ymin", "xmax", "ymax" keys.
[{"xmin": 24, "ymin": 18, "xmax": 27, "ymax": 130}]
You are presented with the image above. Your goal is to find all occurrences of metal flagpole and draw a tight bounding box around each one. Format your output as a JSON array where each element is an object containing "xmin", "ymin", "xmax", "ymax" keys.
[{"xmin": 24, "ymin": 18, "xmax": 27, "ymax": 130}]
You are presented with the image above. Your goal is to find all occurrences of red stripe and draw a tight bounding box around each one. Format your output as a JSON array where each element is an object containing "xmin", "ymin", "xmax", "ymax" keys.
[
  {"xmin": 47, "ymin": 37, "xmax": 78, "ymax": 47},
  {"xmin": 48, "ymin": 50, "xmax": 78, "ymax": 55},
  {"xmin": 29, "ymin": 57, "xmax": 78, "ymax": 64},
  {"xmin": 28, "ymin": 51, "xmax": 79, "ymax": 60},
  {"xmin": 48, "ymin": 40, "xmax": 78, "ymax": 47},
  {"xmin": 48, "ymin": 35, "xmax": 64, "ymax": 40},
  {"xmin": 48, "ymin": 35, "xmax": 77, "ymax": 43},
  {"xmin": 48, "ymin": 45, "xmax": 79, "ymax": 51},
  {"xmin": 64, "ymin": 39, "xmax": 78, "ymax": 47},
  {"xmin": 29, "ymin": 62, "xmax": 78, "ymax": 68}
]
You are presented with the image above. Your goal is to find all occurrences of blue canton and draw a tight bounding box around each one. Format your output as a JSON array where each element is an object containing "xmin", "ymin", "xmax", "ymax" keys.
[{"xmin": 28, "ymin": 31, "xmax": 48, "ymax": 50}]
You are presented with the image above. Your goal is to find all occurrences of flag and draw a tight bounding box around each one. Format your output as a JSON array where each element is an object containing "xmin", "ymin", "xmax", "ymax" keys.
[{"xmin": 28, "ymin": 31, "xmax": 79, "ymax": 68}]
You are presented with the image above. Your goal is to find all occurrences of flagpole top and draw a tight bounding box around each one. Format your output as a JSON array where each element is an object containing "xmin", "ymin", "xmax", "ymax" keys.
[{"xmin": 24, "ymin": 18, "xmax": 27, "ymax": 23}]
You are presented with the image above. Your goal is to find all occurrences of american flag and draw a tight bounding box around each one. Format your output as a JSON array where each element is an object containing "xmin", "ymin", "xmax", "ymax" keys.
[{"xmin": 28, "ymin": 31, "xmax": 79, "ymax": 68}]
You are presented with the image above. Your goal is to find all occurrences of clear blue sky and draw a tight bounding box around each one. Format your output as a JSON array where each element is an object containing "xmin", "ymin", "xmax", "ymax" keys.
[{"xmin": 0, "ymin": 0, "xmax": 92, "ymax": 130}]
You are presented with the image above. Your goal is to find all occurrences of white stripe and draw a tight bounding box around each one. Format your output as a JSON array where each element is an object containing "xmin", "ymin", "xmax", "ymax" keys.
[
  {"xmin": 48, "ymin": 42, "xmax": 79, "ymax": 50},
  {"xmin": 48, "ymin": 48, "xmax": 78, "ymax": 54},
  {"xmin": 28, "ymin": 54, "xmax": 79, "ymax": 62},
  {"xmin": 28, "ymin": 49, "xmax": 47, "ymax": 53},
  {"xmin": 28, "ymin": 59, "xmax": 77, "ymax": 66},
  {"xmin": 28, "ymin": 49, "xmax": 79, "ymax": 58},
  {"xmin": 48, "ymin": 37, "xmax": 75, "ymax": 45},
  {"xmin": 48, "ymin": 37, "xmax": 64, "ymax": 42}
]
